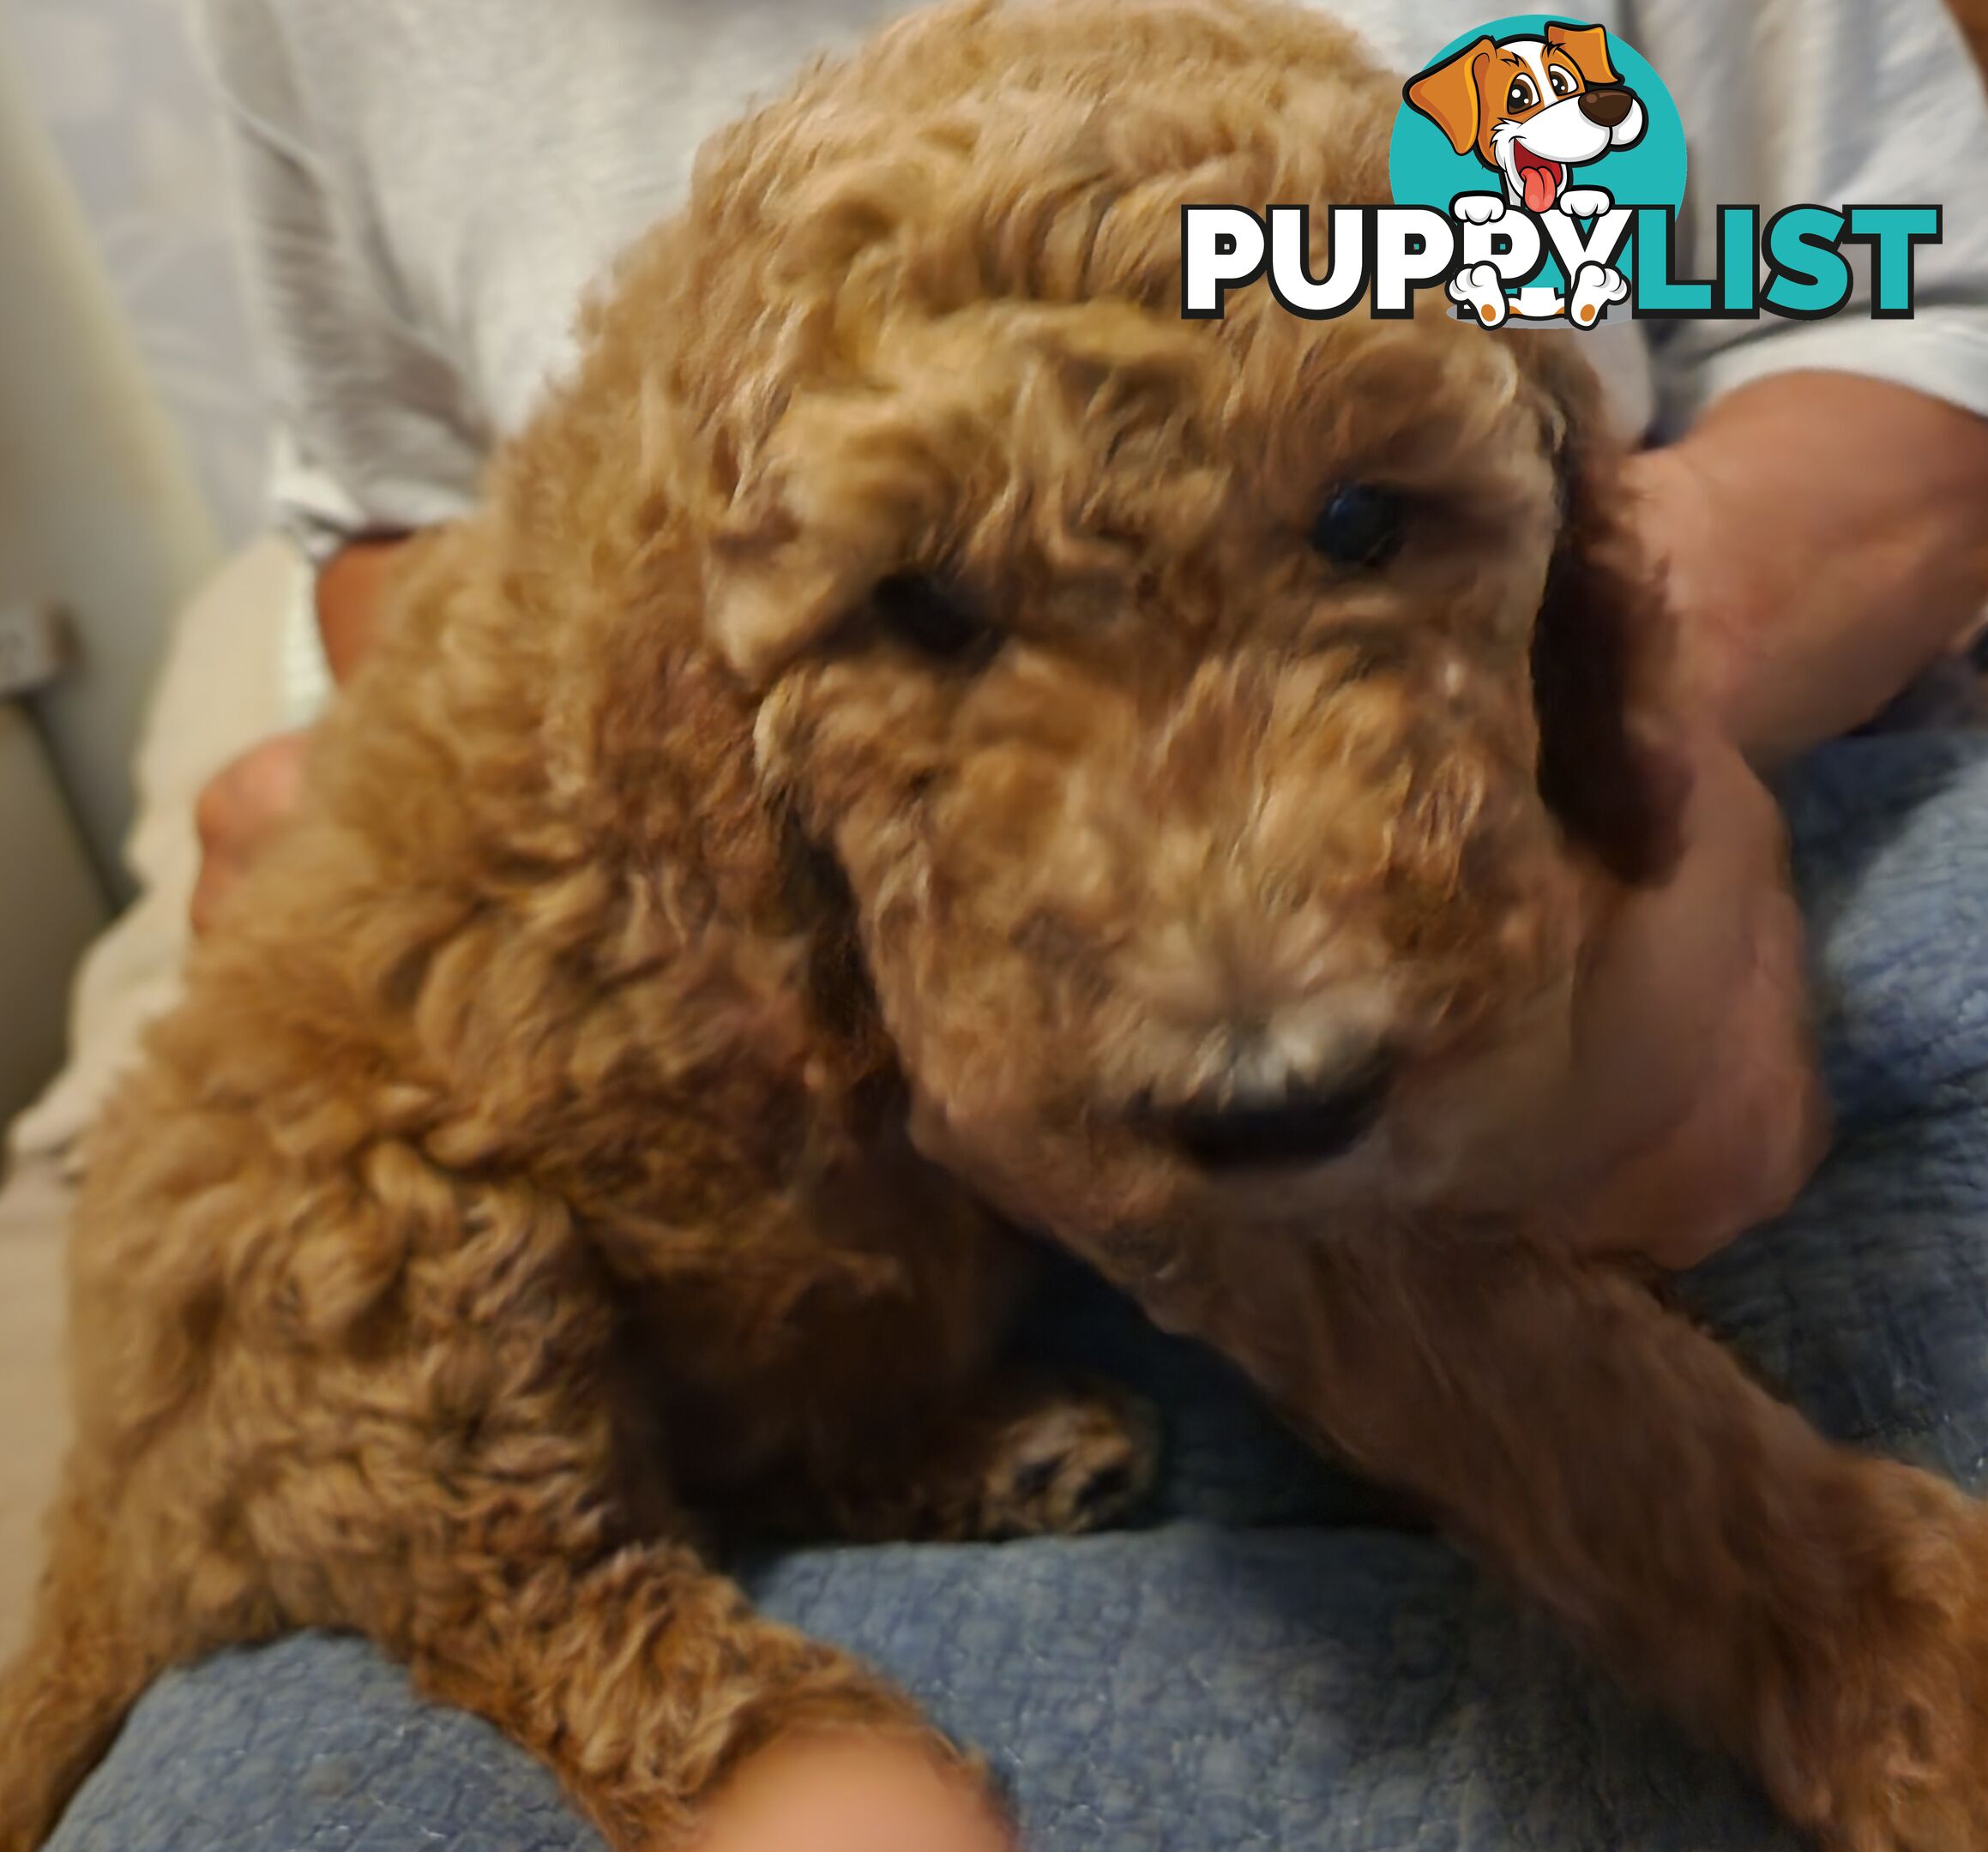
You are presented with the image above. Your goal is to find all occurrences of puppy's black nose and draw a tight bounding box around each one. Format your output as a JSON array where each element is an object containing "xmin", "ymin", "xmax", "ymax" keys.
[
  {"xmin": 1579, "ymin": 87, "xmax": 1635, "ymax": 128},
  {"xmin": 1163, "ymin": 1054, "xmax": 1395, "ymax": 1171}
]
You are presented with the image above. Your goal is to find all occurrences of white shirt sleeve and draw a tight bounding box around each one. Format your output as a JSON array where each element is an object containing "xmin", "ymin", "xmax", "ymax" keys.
[
  {"xmin": 190, "ymin": 0, "xmax": 493, "ymax": 561},
  {"xmin": 1627, "ymin": 0, "xmax": 1988, "ymax": 435}
]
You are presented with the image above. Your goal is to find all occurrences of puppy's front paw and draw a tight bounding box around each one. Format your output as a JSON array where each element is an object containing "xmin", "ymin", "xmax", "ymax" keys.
[
  {"xmin": 832, "ymin": 1372, "xmax": 1161, "ymax": 1545},
  {"xmin": 1558, "ymin": 187, "xmax": 1615, "ymax": 219},
  {"xmin": 1779, "ymin": 1476, "xmax": 1988, "ymax": 1851},
  {"xmin": 975, "ymin": 1376, "xmax": 1160, "ymax": 1540}
]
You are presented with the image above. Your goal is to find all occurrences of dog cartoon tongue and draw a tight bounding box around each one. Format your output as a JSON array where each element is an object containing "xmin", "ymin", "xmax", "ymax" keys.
[{"xmin": 1515, "ymin": 149, "xmax": 1563, "ymax": 213}]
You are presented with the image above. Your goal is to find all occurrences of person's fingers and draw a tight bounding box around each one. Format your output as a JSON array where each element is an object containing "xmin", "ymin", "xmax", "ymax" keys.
[
  {"xmin": 317, "ymin": 537, "xmax": 410, "ymax": 683},
  {"xmin": 189, "ymin": 846, "xmax": 242, "ymax": 940},
  {"xmin": 194, "ymin": 732, "xmax": 310, "ymax": 857},
  {"xmin": 1540, "ymin": 729, "xmax": 1828, "ymax": 1266},
  {"xmin": 190, "ymin": 731, "xmax": 313, "ymax": 935},
  {"xmin": 694, "ymin": 1733, "xmax": 1014, "ymax": 1852},
  {"xmin": 1568, "ymin": 929, "xmax": 1828, "ymax": 1268},
  {"xmin": 1551, "ymin": 746, "xmax": 1773, "ymax": 1170}
]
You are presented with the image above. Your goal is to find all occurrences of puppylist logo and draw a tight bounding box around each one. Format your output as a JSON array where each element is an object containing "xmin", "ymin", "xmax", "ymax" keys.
[{"xmin": 1181, "ymin": 14, "xmax": 1942, "ymax": 330}]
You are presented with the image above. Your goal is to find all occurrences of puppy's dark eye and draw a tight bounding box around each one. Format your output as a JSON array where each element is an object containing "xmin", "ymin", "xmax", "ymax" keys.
[
  {"xmin": 872, "ymin": 574, "xmax": 996, "ymax": 665},
  {"xmin": 1309, "ymin": 484, "xmax": 1408, "ymax": 570},
  {"xmin": 1508, "ymin": 75, "xmax": 1539, "ymax": 111}
]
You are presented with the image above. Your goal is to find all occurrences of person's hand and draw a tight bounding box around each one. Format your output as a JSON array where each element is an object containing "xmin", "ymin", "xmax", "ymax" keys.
[
  {"xmin": 190, "ymin": 730, "xmax": 312, "ymax": 936},
  {"xmin": 694, "ymin": 1733, "xmax": 1013, "ymax": 1852},
  {"xmin": 316, "ymin": 534, "xmax": 407, "ymax": 681},
  {"xmin": 190, "ymin": 535, "xmax": 412, "ymax": 935},
  {"xmin": 1624, "ymin": 376, "xmax": 1988, "ymax": 767},
  {"xmin": 1545, "ymin": 725, "xmax": 1830, "ymax": 1270}
]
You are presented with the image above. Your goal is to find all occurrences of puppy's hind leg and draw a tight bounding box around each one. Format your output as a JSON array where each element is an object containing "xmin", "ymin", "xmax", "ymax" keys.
[
  {"xmin": 401, "ymin": 1530, "xmax": 997, "ymax": 1849},
  {"xmin": 224, "ymin": 1359, "xmax": 994, "ymax": 1851},
  {"xmin": 4, "ymin": 1163, "xmax": 1009, "ymax": 1852},
  {"xmin": 0, "ymin": 1486, "xmax": 181, "ymax": 1852},
  {"xmin": 245, "ymin": 1214, "xmax": 1011, "ymax": 1852}
]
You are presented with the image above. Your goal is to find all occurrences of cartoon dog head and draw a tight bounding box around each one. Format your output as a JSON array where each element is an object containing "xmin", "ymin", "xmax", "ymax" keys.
[{"xmin": 1406, "ymin": 21, "xmax": 1647, "ymax": 213}]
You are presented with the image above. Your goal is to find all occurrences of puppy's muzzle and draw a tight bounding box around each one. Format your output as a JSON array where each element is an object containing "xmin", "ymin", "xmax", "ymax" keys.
[
  {"xmin": 1579, "ymin": 87, "xmax": 1636, "ymax": 129},
  {"xmin": 1157, "ymin": 1051, "xmax": 1395, "ymax": 1171}
]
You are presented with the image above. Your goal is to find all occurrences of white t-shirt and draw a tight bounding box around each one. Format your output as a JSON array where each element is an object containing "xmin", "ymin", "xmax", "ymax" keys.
[{"xmin": 191, "ymin": 0, "xmax": 1988, "ymax": 719}]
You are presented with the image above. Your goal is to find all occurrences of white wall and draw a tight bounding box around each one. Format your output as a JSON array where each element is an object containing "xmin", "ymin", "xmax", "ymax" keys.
[
  {"xmin": 0, "ymin": 32, "xmax": 220, "ymax": 897},
  {"xmin": 3, "ymin": 0, "xmax": 272, "ymax": 547},
  {"xmin": 0, "ymin": 707, "xmax": 105, "ymax": 1127}
]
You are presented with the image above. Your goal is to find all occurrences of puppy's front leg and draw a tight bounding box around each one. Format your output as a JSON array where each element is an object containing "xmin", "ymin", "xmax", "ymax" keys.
[{"xmin": 1136, "ymin": 1220, "xmax": 1988, "ymax": 1849}]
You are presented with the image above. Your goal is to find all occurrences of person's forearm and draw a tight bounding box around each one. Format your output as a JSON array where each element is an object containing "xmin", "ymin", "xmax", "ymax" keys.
[
  {"xmin": 1628, "ymin": 372, "xmax": 1988, "ymax": 766},
  {"xmin": 316, "ymin": 534, "xmax": 413, "ymax": 684}
]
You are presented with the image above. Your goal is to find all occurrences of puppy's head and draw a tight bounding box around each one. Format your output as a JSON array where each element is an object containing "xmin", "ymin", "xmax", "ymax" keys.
[{"xmin": 599, "ymin": 0, "xmax": 1680, "ymax": 1261}]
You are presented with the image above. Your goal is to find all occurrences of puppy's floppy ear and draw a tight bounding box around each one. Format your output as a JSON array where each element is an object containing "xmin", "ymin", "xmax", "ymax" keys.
[
  {"xmin": 1521, "ymin": 341, "xmax": 1686, "ymax": 887},
  {"xmin": 1544, "ymin": 21, "xmax": 1623, "ymax": 87},
  {"xmin": 1405, "ymin": 39, "xmax": 1493, "ymax": 157},
  {"xmin": 705, "ymin": 391, "xmax": 956, "ymax": 686}
]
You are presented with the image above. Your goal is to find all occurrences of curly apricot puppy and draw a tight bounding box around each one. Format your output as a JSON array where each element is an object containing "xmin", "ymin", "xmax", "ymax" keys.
[{"xmin": 5, "ymin": 3, "xmax": 1988, "ymax": 1848}]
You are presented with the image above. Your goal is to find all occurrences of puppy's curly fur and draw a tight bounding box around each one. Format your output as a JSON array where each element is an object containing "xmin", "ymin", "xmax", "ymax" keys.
[{"xmin": 6, "ymin": 3, "xmax": 1988, "ymax": 1847}]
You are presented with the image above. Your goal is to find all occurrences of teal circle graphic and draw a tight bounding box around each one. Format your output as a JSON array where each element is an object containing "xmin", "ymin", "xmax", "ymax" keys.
[{"xmin": 1388, "ymin": 14, "xmax": 1689, "ymax": 292}]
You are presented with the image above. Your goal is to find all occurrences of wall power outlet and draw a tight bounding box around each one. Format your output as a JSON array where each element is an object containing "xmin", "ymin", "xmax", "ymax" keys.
[{"xmin": 0, "ymin": 604, "xmax": 65, "ymax": 698}]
